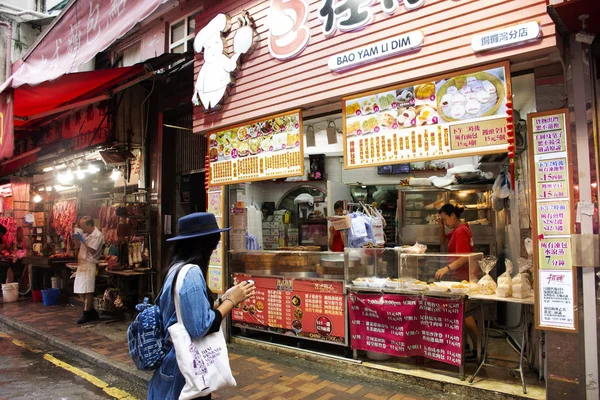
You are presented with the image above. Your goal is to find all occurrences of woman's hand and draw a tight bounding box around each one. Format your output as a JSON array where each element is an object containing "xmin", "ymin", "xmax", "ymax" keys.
[
  {"xmin": 435, "ymin": 266, "xmax": 450, "ymax": 280},
  {"xmin": 329, "ymin": 226, "xmax": 335, "ymax": 234},
  {"xmin": 224, "ymin": 281, "xmax": 256, "ymax": 305},
  {"xmin": 436, "ymin": 215, "xmax": 444, "ymax": 228}
]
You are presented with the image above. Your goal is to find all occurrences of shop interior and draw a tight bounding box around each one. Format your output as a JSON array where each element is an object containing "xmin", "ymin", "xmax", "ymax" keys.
[{"xmin": 227, "ymin": 72, "xmax": 542, "ymax": 394}]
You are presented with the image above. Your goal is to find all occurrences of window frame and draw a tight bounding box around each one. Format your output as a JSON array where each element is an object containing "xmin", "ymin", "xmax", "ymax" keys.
[{"xmin": 168, "ymin": 8, "xmax": 203, "ymax": 54}]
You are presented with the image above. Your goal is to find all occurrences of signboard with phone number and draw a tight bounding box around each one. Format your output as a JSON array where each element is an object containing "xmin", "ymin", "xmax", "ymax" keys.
[{"xmin": 231, "ymin": 274, "xmax": 347, "ymax": 345}]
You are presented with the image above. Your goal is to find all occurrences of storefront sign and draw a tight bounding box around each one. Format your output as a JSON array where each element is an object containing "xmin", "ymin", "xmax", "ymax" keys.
[
  {"xmin": 193, "ymin": 12, "xmax": 258, "ymax": 112},
  {"xmin": 268, "ymin": 0, "xmax": 442, "ymax": 60},
  {"xmin": 232, "ymin": 273, "xmax": 346, "ymax": 344},
  {"xmin": 328, "ymin": 31, "xmax": 424, "ymax": 71},
  {"xmin": 528, "ymin": 109, "xmax": 576, "ymax": 332},
  {"xmin": 348, "ymin": 293, "xmax": 464, "ymax": 366},
  {"xmin": 208, "ymin": 110, "xmax": 304, "ymax": 185},
  {"xmin": 343, "ymin": 62, "xmax": 510, "ymax": 169},
  {"xmin": 472, "ymin": 21, "xmax": 541, "ymax": 52}
]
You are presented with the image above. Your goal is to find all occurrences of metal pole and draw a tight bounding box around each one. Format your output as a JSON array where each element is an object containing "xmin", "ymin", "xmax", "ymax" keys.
[{"xmin": 569, "ymin": 35, "xmax": 599, "ymax": 400}]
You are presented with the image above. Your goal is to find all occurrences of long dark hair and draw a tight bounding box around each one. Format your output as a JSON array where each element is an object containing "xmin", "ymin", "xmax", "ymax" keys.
[
  {"xmin": 164, "ymin": 233, "xmax": 221, "ymax": 281},
  {"xmin": 438, "ymin": 203, "xmax": 465, "ymax": 218}
]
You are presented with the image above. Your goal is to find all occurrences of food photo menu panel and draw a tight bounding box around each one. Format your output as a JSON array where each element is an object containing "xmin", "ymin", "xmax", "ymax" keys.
[
  {"xmin": 528, "ymin": 109, "xmax": 577, "ymax": 332},
  {"xmin": 348, "ymin": 293, "xmax": 464, "ymax": 366},
  {"xmin": 343, "ymin": 62, "xmax": 511, "ymax": 168},
  {"xmin": 232, "ymin": 274, "xmax": 346, "ymax": 345},
  {"xmin": 208, "ymin": 110, "xmax": 304, "ymax": 185}
]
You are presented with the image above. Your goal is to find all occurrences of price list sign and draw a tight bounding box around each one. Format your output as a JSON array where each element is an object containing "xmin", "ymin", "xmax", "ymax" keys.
[
  {"xmin": 528, "ymin": 109, "xmax": 576, "ymax": 332},
  {"xmin": 231, "ymin": 274, "xmax": 346, "ymax": 345},
  {"xmin": 348, "ymin": 293, "xmax": 464, "ymax": 366}
]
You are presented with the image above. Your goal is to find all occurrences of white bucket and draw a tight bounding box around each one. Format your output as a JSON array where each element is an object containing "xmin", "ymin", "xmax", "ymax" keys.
[{"xmin": 2, "ymin": 283, "xmax": 19, "ymax": 303}]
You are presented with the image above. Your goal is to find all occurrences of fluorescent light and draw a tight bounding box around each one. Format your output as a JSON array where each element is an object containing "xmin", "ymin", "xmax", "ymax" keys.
[
  {"xmin": 42, "ymin": 167, "xmax": 53, "ymax": 172},
  {"xmin": 53, "ymin": 185, "xmax": 77, "ymax": 192},
  {"xmin": 111, "ymin": 168, "xmax": 121, "ymax": 181}
]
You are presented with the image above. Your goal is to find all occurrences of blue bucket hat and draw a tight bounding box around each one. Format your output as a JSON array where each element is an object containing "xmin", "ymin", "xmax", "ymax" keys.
[{"xmin": 166, "ymin": 212, "xmax": 230, "ymax": 242}]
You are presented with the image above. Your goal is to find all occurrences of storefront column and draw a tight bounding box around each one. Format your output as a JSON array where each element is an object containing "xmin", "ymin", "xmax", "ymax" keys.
[{"xmin": 569, "ymin": 35, "xmax": 599, "ymax": 400}]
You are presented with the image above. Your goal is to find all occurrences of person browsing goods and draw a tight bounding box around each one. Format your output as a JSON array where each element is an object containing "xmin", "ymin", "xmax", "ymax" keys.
[
  {"xmin": 73, "ymin": 216, "xmax": 104, "ymax": 324},
  {"xmin": 148, "ymin": 212, "xmax": 255, "ymax": 400}
]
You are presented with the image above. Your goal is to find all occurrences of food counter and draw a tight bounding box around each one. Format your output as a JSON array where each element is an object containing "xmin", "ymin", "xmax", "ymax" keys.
[{"xmin": 230, "ymin": 250, "xmax": 347, "ymax": 345}]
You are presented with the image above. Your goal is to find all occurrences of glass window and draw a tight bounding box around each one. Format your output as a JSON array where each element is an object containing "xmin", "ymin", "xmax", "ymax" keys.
[
  {"xmin": 171, "ymin": 20, "xmax": 185, "ymax": 43},
  {"xmin": 171, "ymin": 43, "xmax": 185, "ymax": 54},
  {"xmin": 188, "ymin": 14, "xmax": 197, "ymax": 35}
]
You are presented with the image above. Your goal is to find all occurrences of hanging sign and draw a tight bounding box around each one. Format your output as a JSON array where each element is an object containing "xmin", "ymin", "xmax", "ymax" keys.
[
  {"xmin": 328, "ymin": 31, "xmax": 424, "ymax": 71},
  {"xmin": 528, "ymin": 109, "xmax": 577, "ymax": 332},
  {"xmin": 343, "ymin": 61, "xmax": 511, "ymax": 169},
  {"xmin": 208, "ymin": 110, "xmax": 304, "ymax": 185},
  {"xmin": 472, "ymin": 21, "xmax": 541, "ymax": 52}
]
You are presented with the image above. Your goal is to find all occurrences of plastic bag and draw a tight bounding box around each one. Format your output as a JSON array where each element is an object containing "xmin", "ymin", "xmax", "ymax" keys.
[
  {"xmin": 476, "ymin": 256, "xmax": 497, "ymax": 294},
  {"xmin": 513, "ymin": 258, "xmax": 533, "ymax": 299},
  {"xmin": 497, "ymin": 259, "xmax": 514, "ymax": 297},
  {"xmin": 492, "ymin": 172, "xmax": 511, "ymax": 199},
  {"xmin": 399, "ymin": 242, "xmax": 427, "ymax": 254}
]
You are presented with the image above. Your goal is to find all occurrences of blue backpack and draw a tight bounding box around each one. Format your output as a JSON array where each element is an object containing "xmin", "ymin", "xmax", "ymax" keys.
[{"xmin": 127, "ymin": 267, "xmax": 181, "ymax": 371}]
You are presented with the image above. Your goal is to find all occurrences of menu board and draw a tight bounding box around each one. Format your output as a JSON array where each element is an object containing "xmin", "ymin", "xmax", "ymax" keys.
[
  {"xmin": 348, "ymin": 293, "xmax": 463, "ymax": 367},
  {"xmin": 208, "ymin": 110, "xmax": 304, "ymax": 185},
  {"xmin": 208, "ymin": 186, "xmax": 225, "ymax": 293},
  {"xmin": 528, "ymin": 109, "xmax": 576, "ymax": 332},
  {"xmin": 343, "ymin": 62, "xmax": 510, "ymax": 169},
  {"xmin": 231, "ymin": 274, "xmax": 346, "ymax": 345}
]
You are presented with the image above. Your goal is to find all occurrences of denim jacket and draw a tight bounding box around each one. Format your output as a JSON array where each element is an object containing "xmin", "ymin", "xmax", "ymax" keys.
[{"xmin": 147, "ymin": 264, "xmax": 216, "ymax": 400}]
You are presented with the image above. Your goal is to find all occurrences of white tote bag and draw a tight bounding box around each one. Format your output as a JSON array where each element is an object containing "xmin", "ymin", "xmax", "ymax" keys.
[{"xmin": 169, "ymin": 264, "xmax": 237, "ymax": 400}]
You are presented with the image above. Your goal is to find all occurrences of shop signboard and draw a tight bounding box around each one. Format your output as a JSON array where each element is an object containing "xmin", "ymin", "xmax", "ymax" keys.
[
  {"xmin": 471, "ymin": 21, "xmax": 541, "ymax": 52},
  {"xmin": 348, "ymin": 293, "xmax": 464, "ymax": 366},
  {"xmin": 342, "ymin": 61, "xmax": 511, "ymax": 169},
  {"xmin": 528, "ymin": 109, "xmax": 577, "ymax": 332},
  {"xmin": 208, "ymin": 110, "xmax": 304, "ymax": 185},
  {"xmin": 232, "ymin": 273, "xmax": 346, "ymax": 345}
]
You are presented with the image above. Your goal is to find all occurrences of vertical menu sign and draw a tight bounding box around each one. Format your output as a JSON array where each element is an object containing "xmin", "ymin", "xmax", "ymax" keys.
[
  {"xmin": 208, "ymin": 186, "xmax": 226, "ymax": 294},
  {"xmin": 528, "ymin": 109, "xmax": 577, "ymax": 332}
]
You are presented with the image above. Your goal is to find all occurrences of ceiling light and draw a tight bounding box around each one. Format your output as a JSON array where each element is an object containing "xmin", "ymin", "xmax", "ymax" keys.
[
  {"xmin": 87, "ymin": 164, "xmax": 100, "ymax": 174},
  {"xmin": 111, "ymin": 168, "xmax": 121, "ymax": 181},
  {"xmin": 42, "ymin": 166, "xmax": 54, "ymax": 172},
  {"xmin": 76, "ymin": 167, "xmax": 85, "ymax": 180},
  {"xmin": 33, "ymin": 194, "xmax": 42, "ymax": 203}
]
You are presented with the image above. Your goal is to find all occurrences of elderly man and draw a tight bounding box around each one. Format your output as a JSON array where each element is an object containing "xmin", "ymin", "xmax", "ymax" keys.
[{"xmin": 73, "ymin": 216, "xmax": 104, "ymax": 324}]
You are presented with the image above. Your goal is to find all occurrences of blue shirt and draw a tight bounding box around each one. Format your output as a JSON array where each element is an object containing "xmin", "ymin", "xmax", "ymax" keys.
[{"xmin": 147, "ymin": 264, "xmax": 217, "ymax": 400}]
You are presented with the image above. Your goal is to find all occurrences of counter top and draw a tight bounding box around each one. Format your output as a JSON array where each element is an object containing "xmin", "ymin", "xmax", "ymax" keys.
[{"xmin": 469, "ymin": 293, "xmax": 534, "ymax": 305}]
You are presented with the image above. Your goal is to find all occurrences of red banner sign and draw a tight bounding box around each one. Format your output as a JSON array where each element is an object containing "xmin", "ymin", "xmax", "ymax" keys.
[
  {"xmin": 5, "ymin": 0, "xmax": 164, "ymax": 89},
  {"xmin": 348, "ymin": 293, "xmax": 464, "ymax": 366},
  {"xmin": 232, "ymin": 274, "xmax": 346, "ymax": 344}
]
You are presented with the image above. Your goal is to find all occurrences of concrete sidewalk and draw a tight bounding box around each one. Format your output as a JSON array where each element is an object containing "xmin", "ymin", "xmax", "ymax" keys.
[{"xmin": 0, "ymin": 300, "xmax": 539, "ymax": 399}]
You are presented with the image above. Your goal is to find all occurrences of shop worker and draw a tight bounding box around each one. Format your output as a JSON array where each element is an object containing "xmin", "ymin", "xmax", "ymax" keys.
[
  {"xmin": 73, "ymin": 216, "xmax": 104, "ymax": 324},
  {"xmin": 435, "ymin": 203, "xmax": 479, "ymax": 361},
  {"xmin": 329, "ymin": 200, "xmax": 347, "ymax": 252}
]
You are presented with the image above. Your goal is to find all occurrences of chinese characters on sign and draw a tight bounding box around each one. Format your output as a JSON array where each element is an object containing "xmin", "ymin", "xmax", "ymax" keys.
[
  {"xmin": 232, "ymin": 274, "xmax": 346, "ymax": 344},
  {"xmin": 208, "ymin": 186, "xmax": 225, "ymax": 293},
  {"xmin": 472, "ymin": 21, "xmax": 541, "ymax": 52},
  {"xmin": 268, "ymin": 0, "xmax": 433, "ymax": 60},
  {"xmin": 348, "ymin": 293, "xmax": 464, "ymax": 366},
  {"xmin": 208, "ymin": 111, "xmax": 304, "ymax": 185},
  {"xmin": 343, "ymin": 63, "xmax": 510, "ymax": 169},
  {"xmin": 529, "ymin": 110, "xmax": 576, "ymax": 331}
]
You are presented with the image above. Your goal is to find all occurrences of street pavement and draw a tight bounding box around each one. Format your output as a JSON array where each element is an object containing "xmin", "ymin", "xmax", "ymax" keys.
[
  {"xmin": 0, "ymin": 326, "xmax": 145, "ymax": 400},
  {"xmin": 0, "ymin": 301, "xmax": 503, "ymax": 399}
]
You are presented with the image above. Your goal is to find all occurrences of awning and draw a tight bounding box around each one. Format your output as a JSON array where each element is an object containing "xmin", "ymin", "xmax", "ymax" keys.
[
  {"xmin": 14, "ymin": 65, "xmax": 144, "ymax": 127},
  {"xmin": 0, "ymin": 0, "xmax": 166, "ymax": 93},
  {"xmin": 548, "ymin": 0, "xmax": 600, "ymax": 35}
]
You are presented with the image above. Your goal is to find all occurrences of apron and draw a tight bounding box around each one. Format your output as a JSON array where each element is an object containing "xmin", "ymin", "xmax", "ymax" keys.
[{"xmin": 74, "ymin": 261, "xmax": 96, "ymax": 294}]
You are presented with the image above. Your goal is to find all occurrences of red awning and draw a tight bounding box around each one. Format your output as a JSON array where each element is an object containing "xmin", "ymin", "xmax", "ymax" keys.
[{"xmin": 14, "ymin": 65, "xmax": 144, "ymax": 127}]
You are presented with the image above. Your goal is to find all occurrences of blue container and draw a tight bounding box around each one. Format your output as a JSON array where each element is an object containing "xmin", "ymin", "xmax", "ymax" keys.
[{"xmin": 41, "ymin": 288, "xmax": 60, "ymax": 306}]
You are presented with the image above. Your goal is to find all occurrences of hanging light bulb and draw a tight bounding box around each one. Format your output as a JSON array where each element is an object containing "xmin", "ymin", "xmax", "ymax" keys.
[
  {"xmin": 64, "ymin": 168, "xmax": 74, "ymax": 182},
  {"xmin": 111, "ymin": 168, "xmax": 121, "ymax": 181},
  {"xmin": 76, "ymin": 167, "xmax": 85, "ymax": 180},
  {"xmin": 87, "ymin": 164, "xmax": 100, "ymax": 173},
  {"xmin": 33, "ymin": 194, "xmax": 42, "ymax": 203}
]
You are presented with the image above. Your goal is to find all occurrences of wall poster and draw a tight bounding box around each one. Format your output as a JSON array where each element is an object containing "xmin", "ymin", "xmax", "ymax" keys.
[
  {"xmin": 342, "ymin": 61, "xmax": 511, "ymax": 169},
  {"xmin": 208, "ymin": 185, "xmax": 226, "ymax": 294},
  {"xmin": 528, "ymin": 109, "xmax": 577, "ymax": 332},
  {"xmin": 208, "ymin": 110, "xmax": 304, "ymax": 185}
]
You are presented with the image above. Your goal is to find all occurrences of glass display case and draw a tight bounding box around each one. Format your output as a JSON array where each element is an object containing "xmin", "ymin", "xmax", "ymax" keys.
[
  {"xmin": 344, "ymin": 248, "xmax": 484, "ymax": 295},
  {"xmin": 230, "ymin": 250, "xmax": 344, "ymax": 279},
  {"xmin": 399, "ymin": 185, "xmax": 496, "ymax": 256}
]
